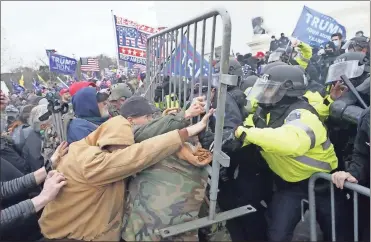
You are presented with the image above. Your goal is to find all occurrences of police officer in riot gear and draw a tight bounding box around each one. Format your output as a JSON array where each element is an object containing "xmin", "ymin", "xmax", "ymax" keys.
[
  {"xmin": 327, "ymin": 51, "xmax": 370, "ymax": 170},
  {"xmin": 318, "ymin": 41, "xmax": 339, "ymax": 84},
  {"xmin": 263, "ymin": 53, "xmax": 339, "ymax": 121},
  {"xmin": 154, "ymin": 76, "xmax": 180, "ymax": 109},
  {"xmin": 342, "ymin": 36, "xmax": 370, "ymax": 54},
  {"xmin": 331, "ymin": 107, "xmax": 370, "ymax": 242},
  {"xmin": 234, "ymin": 65, "xmax": 346, "ymax": 241},
  {"xmin": 198, "ymin": 58, "xmax": 247, "ymax": 149}
]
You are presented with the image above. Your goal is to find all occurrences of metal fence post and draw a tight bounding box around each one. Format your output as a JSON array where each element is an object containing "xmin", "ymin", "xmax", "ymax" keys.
[
  {"xmin": 308, "ymin": 172, "xmax": 370, "ymax": 241},
  {"xmin": 143, "ymin": 8, "xmax": 257, "ymax": 238}
]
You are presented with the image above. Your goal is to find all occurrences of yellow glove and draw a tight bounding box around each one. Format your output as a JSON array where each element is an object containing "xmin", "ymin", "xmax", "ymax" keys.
[
  {"xmin": 243, "ymin": 115, "xmax": 255, "ymax": 128},
  {"xmin": 235, "ymin": 126, "xmax": 251, "ymax": 147}
]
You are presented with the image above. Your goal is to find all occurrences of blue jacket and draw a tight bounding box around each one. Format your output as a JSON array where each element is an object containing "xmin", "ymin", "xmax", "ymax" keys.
[{"xmin": 67, "ymin": 88, "xmax": 107, "ymax": 144}]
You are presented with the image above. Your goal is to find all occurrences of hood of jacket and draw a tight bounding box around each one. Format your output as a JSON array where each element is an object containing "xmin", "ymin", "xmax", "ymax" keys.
[{"xmin": 72, "ymin": 87, "xmax": 102, "ymax": 120}]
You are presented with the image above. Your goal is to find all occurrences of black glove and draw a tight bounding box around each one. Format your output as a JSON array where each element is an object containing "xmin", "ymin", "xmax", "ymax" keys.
[{"xmin": 198, "ymin": 130, "xmax": 214, "ymax": 150}]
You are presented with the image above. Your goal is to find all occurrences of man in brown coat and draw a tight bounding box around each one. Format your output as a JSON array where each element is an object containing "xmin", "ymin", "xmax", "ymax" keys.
[{"xmin": 39, "ymin": 104, "xmax": 213, "ymax": 241}]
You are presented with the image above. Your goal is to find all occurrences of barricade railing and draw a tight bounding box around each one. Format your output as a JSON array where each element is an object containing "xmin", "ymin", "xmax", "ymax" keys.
[
  {"xmin": 308, "ymin": 172, "xmax": 370, "ymax": 241},
  {"xmin": 144, "ymin": 8, "xmax": 256, "ymax": 239}
]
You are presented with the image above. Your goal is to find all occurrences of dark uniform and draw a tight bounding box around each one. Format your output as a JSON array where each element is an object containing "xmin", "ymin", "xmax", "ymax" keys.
[
  {"xmin": 199, "ymin": 59, "xmax": 272, "ymax": 241},
  {"xmin": 327, "ymin": 52, "xmax": 370, "ymax": 170}
]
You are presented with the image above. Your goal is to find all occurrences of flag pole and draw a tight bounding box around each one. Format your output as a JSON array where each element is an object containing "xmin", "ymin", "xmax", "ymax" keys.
[
  {"xmin": 56, "ymin": 76, "xmax": 69, "ymax": 88},
  {"xmin": 111, "ymin": 10, "xmax": 121, "ymax": 70}
]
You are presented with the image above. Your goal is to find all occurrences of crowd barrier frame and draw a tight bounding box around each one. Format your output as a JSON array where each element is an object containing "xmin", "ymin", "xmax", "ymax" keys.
[
  {"xmin": 144, "ymin": 8, "xmax": 256, "ymax": 238},
  {"xmin": 308, "ymin": 172, "xmax": 370, "ymax": 241}
]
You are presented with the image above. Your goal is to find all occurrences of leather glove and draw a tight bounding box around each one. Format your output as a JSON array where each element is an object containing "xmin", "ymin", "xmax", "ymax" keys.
[
  {"xmin": 235, "ymin": 126, "xmax": 251, "ymax": 147},
  {"xmin": 198, "ymin": 130, "xmax": 214, "ymax": 150}
]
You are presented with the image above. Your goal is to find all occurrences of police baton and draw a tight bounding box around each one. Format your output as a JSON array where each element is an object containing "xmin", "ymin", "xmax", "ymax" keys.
[{"xmin": 340, "ymin": 75, "xmax": 368, "ymax": 109}]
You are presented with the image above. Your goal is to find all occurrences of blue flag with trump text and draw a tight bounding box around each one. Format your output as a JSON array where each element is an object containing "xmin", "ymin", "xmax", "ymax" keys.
[
  {"xmin": 49, "ymin": 53, "xmax": 77, "ymax": 75},
  {"xmin": 165, "ymin": 35, "xmax": 211, "ymax": 78},
  {"xmin": 292, "ymin": 6, "xmax": 346, "ymax": 47}
]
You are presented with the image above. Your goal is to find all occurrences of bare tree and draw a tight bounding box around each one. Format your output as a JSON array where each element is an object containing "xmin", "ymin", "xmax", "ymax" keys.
[{"xmin": 1, "ymin": 26, "xmax": 23, "ymax": 73}]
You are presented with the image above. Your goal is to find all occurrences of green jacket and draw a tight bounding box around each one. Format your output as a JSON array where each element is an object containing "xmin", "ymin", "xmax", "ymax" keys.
[{"xmin": 122, "ymin": 111, "xmax": 208, "ymax": 241}]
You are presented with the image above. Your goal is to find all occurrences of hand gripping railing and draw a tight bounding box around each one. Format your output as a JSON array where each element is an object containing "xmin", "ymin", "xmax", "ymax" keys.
[{"xmin": 308, "ymin": 172, "xmax": 370, "ymax": 241}]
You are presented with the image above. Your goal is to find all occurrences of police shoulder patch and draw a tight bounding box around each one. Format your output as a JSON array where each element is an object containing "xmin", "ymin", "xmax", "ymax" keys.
[{"xmin": 285, "ymin": 110, "xmax": 301, "ymax": 122}]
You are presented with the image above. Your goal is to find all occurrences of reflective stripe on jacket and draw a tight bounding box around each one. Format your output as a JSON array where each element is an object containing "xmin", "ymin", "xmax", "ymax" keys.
[{"xmin": 245, "ymin": 107, "xmax": 337, "ymax": 182}]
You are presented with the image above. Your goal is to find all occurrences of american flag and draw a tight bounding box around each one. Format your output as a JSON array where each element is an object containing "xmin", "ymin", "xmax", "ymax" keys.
[
  {"xmin": 126, "ymin": 37, "xmax": 136, "ymax": 47},
  {"xmin": 46, "ymin": 49, "xmax": 57, "ymax": 58},
  {"xmin": 80, "ymin": 57, "xmax": 100, "ymax": 72},
  {"xmin": 137, "ymin": 32, "xmax": 148, "ymax": 49},
  {"xmin": 125, "ymin": 27, "xmax": 137, "ymax": 48}
]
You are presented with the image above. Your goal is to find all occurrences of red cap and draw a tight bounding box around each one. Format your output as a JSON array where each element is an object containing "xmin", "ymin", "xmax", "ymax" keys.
[
  {"xmin": 69, "ymin": 81, "xmax": 96, "ymax": 96},
  {"xmin": 255, "ymin": 51, "xmax": 265, "ymax": 58},
  {"xmin": 59, "ymin": 88, "xmax": 69, "ymax": 96}
]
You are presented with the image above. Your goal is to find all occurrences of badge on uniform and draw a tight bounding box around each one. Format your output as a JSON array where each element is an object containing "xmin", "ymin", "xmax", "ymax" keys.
[{"xmin": 286, "ymin": 110, "xmax": 301, "ymax": 122}]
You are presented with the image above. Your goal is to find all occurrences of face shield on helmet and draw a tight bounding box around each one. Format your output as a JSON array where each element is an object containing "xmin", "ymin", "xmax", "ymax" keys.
[
  {"xmin": 246, "ymin": 74, "xmax": 288, "ymax": 104},
  {"xmin": 325, "ymin": 60, "xmax": 366, "ymax": 84},
  {"xmin": 268, "ymin": 51, "xmax": 283, "ymax": 63}
]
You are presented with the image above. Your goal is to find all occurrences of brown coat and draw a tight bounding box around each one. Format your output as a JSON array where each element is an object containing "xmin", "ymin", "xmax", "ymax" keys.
[{"xmin": 39, "ymin": 116, "xmax": 185, "ymax": 241}]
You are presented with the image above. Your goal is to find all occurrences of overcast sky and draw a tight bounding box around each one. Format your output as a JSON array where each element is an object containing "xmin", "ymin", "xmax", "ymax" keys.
[{"xmin": 1, "ymin": 1, "xmax": 369, "ymax": 73}]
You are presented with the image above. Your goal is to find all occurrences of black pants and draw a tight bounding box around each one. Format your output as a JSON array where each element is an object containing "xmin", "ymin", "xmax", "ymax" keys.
[
  {"xmin": 266, "ymin": 175, "xmax": 349, "ymax": 242},
  {"xmin": 217, "ymin": 168, "xmax": 273, "ymax": 241}
]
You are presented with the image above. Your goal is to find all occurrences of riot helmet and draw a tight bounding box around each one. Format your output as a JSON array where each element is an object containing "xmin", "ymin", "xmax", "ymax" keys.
[
  {"xmin": 213, "ymin": 58, "xmax": 243, "ymax": 88},
  {"xmin": 326, "ymin": 52, "xmax": 370, "ymax": 86},
  {"xmin": 240, "ymin": 75, "xmax": 258, "ymax": 93},
  {"xmin": 342, "ymin": 36, "xmax": 370, "ymax": 54},
  {"xmin": 247, "ymin": 65, "xmax": 308, "ymax": 105},
  {"xmin": 267, "ymin": 48, "xmax": 286, "ymax": 63},
  {"xmin": 261, "ymin": 61, "xmax": 288, "ymax": 74}
]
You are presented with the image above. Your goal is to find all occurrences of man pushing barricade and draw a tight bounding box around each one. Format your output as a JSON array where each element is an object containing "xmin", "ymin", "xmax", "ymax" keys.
[
  {"xmin": 121, "ymin": 96, "xmax": 213, "ymax": 241},
  {"xmin": 38, "ymin": 94, "xmax": 214, "ymax": 241}
]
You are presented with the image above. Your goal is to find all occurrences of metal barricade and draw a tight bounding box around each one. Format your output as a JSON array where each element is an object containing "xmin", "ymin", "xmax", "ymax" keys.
[
  {"xmin": 144, "ymin": 8, "xmax": 256, "ymax": 238},
  {"xmin": 308, "ymin": 172, "xmax": 370, "ymax": 241}
]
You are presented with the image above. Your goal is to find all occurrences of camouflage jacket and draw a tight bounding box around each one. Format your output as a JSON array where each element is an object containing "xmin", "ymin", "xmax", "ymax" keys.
[{"xmin": 122, "ymin": 111, "xmax": 208, "ymax": 242}]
